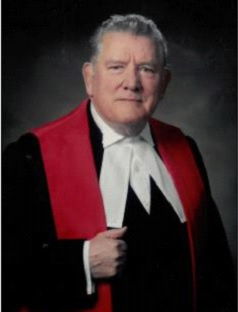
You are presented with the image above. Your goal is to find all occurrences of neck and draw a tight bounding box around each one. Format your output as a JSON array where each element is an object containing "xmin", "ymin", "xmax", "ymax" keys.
[{"xmin": 106, "ymin": 119, "xmax": 147, "ymax": 137}]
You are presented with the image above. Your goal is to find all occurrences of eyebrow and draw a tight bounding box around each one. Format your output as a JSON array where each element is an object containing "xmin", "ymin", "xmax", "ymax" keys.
[
  {"xmin": 105, "ymin": 59, "xmax": 158, "ymax": 67},
  {"xmin": 105, "ymin": 59, "xmax": 127, "ymax": 65}
]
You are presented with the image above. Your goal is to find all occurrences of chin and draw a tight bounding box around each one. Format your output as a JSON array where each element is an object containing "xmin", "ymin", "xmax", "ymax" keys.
[
  {"xmin": 116, "ymin": 108, "xmax": 147, "ymax": 121},
  {"xmin": 121, "ymin": 114, "xmax": 149, "ymax": 126}
]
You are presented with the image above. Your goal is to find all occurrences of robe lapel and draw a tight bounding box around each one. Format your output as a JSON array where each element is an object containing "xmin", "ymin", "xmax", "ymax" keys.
[
  {"xmin": 33, "ymin": 99, "xmax": 107, "ymax": 239},
  {"xmin": 150, "ymin": 119, "xmax": 205, "ymax": 312}
]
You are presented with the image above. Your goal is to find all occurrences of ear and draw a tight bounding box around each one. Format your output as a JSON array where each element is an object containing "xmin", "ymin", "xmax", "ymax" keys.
[
  {"xmin": 82, "ymin": 62, "xmax": 94, "ymax": 98},
  {"xmin": 158, "ymin": 68, "xmax": 171, "ymax": 101}
]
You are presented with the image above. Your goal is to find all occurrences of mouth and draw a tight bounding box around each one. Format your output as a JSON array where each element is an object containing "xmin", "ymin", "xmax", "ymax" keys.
[{"xmin": 116, "ymin": 98, "xmax": 142, "ymax": 102}]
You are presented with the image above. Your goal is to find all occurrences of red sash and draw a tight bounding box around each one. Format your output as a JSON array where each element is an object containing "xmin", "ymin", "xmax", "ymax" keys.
[{"xmin": 31, "ymin": 98, "xmax": 205, "ymax": 312}]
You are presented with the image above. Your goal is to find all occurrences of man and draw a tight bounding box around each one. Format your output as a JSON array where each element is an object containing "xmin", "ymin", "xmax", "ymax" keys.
[{"xmin": 3, "ymin": 14, "xmax": 235, "ymax": 312}]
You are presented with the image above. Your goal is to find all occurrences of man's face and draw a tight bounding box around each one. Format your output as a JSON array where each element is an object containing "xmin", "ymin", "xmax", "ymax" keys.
[{"xmin": 83, "ymin": 32, "xmax": 170, "ymax": 129}]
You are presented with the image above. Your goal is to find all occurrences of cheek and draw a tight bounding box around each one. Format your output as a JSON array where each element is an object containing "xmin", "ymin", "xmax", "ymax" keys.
[
  {"xmin": 143, "ymin": 77, "xmax": 160, "ymax": 94},
  {"xmin": 94, "ymin": 77, "xmax": 118, "ymax": 101},
  {"xmin": 143, "ymin": 83, "xmax": 159, "ymax": 102},
  {"xmin": 142, "ymin": 84, "xmax": 160, "ymax": 112}
]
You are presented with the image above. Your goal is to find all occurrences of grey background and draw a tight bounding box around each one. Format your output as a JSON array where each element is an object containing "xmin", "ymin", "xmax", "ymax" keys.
[{"xmin": 2, "ymin": 0, "xmax": 236, "ymax": 265}]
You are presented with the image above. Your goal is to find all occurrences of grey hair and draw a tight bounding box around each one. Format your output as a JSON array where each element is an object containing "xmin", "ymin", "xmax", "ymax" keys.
[{"xmin": 89, "ymin": 14, "xmax": 168, "ymax": 67}]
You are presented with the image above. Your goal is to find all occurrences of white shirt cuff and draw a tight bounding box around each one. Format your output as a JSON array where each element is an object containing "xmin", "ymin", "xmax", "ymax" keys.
[{"xmin": 83, "ymin": 241, "xmax": 95, "ymax": 295}]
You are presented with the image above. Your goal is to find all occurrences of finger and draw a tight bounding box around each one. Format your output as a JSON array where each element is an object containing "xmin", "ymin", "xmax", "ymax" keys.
[
  {"xmin": 117, "ymin": 251, "xmax": 127, "ymax": 261},
  {"xmin": 116, "ymin": 242, "xmax": 128, "ymax": 258},
  {"xmin": 104, "ymin": 226, "xmax": 127, "ymax": 239},
  {"xmin": 117, "ymin": 240, "xmax": 128, "ymax": 251}
]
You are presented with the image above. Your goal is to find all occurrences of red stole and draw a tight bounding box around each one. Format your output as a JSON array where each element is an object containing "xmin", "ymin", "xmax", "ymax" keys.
[{"xmin": 31, "ymin": 98, "xmax": 205, "ymax": 312}]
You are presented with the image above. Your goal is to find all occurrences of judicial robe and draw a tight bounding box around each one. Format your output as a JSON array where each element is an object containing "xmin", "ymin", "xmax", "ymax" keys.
[{"xmin": 2, "ymin": 99, "xmax": 235, "ymax": 312}]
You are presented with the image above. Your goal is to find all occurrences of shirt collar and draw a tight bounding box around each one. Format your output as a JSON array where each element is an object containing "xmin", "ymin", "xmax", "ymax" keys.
[{"xmin": 90, "ymin": 102, "xmax": 154, "ymax": 148}]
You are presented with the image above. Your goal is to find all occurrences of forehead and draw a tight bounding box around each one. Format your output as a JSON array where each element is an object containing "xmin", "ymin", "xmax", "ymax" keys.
[{"xmin": 98, "ymin": 32, "xmax": 158, "ymax": 62}]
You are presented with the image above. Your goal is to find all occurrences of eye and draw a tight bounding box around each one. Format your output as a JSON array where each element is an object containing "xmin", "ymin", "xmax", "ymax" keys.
[
  {"xmin": 108, "ymin": 65, "xmax": 124, "ymax": 72},
  {"xmin": 140, "ymin": 66, "xmax": 155, "ymax": 74}
]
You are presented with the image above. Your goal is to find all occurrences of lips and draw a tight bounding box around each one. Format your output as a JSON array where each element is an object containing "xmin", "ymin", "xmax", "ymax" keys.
[{"xmin": 116, "ymin": 98, "xmax": 142, "ymax": 102}]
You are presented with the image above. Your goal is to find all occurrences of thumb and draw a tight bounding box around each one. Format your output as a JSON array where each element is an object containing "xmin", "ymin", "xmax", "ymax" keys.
[{"xmin": 104, "ymin": 226, "xmax": 127, "ymax": 239}]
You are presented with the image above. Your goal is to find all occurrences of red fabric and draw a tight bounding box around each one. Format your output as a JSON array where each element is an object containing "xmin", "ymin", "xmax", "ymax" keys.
[{"xmin": 32, "ymin": 99, "xmax": 205, "ymax": 312}]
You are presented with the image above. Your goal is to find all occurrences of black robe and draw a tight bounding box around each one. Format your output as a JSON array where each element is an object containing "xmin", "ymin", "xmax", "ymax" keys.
[{"xmin": 2, "ymin": 108, "xmax": 235, "ymax": 311}]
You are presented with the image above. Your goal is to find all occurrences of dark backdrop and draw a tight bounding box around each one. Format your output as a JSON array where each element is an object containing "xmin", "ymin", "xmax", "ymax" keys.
[{"xmin": 2, "ymin": 0, "xmax": 236, "ymax": 265}]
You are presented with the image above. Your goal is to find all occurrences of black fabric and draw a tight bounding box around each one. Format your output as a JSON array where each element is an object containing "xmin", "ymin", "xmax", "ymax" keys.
[
  {"xmin": 2, "ymin": 105, "xmax": 236, "ymax": 311},
  {"xmin": 111, "ymin": 179, "xmax": 192, "ymax": 312},
  {"xmin": 2, "ymin": 134, "xmax": 97, "ymax": 311}
]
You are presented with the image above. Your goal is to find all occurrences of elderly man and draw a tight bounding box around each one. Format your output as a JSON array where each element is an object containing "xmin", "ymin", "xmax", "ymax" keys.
[{"xmin": 3, "ymin": 14, "xmax": 235, "ymax": 312}]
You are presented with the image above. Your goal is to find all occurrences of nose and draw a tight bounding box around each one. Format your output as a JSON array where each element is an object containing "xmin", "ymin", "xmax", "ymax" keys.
[{"xmin": 123, "ymin": 68, "xmax": 142, "ymax": 92}]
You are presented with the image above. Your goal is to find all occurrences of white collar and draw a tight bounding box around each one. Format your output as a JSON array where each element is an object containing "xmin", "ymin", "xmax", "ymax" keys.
[
  {"xmin": 90, "ymin": 101, "xmax": 186, "ymax": 227},
  {"xmin": 90, "ymin": 102, "xmax": 154, "ymax": 148}
]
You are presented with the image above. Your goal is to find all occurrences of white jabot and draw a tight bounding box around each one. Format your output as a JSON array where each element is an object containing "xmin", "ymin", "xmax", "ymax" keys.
[{"xmin": 91, "ymin": 103, "xmax": 186, "ymax": 228}]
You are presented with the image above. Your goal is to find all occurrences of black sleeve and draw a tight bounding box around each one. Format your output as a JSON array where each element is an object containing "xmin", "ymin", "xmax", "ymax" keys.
[
  {"xmin": 2, "ymin": 134, "xmax": 97, "ymax": 311},
  {"xmin": 187, "ymin": 137, "xmax": 236, "ymax": 312}
]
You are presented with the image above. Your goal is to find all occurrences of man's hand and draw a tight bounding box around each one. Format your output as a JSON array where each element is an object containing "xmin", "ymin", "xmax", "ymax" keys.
[{"xmin": 89, "ymin": 226, "xmax": 127, "ymax": 279}]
